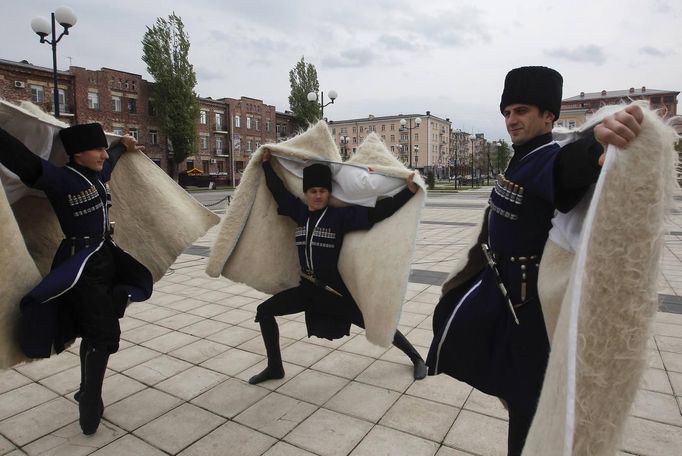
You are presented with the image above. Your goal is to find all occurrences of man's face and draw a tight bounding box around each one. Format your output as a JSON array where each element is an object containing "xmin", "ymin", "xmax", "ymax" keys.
[
  {"xmin": 73, "ymin": 147, "xmax": 109, "ymax": 171},
  {"xmin": 305, "ymin": 187, "xmax": 330, "ymax": 211},
  {"xmin": 503, "ymin": 104, "xmax": 554, "ymax": 146}
]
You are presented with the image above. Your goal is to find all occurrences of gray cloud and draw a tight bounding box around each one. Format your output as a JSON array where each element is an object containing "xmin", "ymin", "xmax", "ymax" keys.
[
  {"xmin": 639, "ymin": 46, "xmax": 666, "ymax": 57},
  {"xmin": 545, "ymin": 45, "xmax": 607, "ymax": 65},
  {"xmin": 322, "ymin": 48, "xmax": 382, "ymax": 68}
]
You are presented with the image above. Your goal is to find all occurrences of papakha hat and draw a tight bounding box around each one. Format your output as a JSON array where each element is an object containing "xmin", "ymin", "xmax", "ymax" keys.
[
  {"xmin": 500, "ymin": 66, "xmax": 563, "ymax": 120},
  {"xmin": 59, "ymin": 123, "xmax": 108, "ymax": 156},
  {"xmin": 303, "ymin": 163, "xmax": 332, "ymax": 192}
]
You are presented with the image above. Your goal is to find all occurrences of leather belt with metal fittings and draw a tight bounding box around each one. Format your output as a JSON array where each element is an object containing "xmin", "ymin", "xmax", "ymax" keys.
[{"xmin": 300, "ymin": 272, "xmax": 343, "ymax": 297}]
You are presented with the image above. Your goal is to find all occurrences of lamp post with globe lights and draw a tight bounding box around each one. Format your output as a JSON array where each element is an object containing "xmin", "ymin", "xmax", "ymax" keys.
[
  {"xmin": 31, "ymin": 6, "xmax": 77, "ymax": 118},
  {"xmin": 307, "ymin": 90, "xmax": 338, "ymax": 119},
  {"xmin": 399, "ymin": 116, "xmax": 421, "ymax": 169}
]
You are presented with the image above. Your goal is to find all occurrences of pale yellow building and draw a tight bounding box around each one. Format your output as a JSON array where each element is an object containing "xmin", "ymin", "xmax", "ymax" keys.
[{"xmin": 328, "ymin": 111, "xmax": 451, "ymax": 172}]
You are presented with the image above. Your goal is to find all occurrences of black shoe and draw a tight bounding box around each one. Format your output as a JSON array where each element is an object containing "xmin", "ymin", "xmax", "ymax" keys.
[
  {"xmin": 248, "ymin": 365, "xmax": 285, "ymax": 385},
  {"xmin": 413, "ymin": 358, "xmax": 427, "ymax": 380}
]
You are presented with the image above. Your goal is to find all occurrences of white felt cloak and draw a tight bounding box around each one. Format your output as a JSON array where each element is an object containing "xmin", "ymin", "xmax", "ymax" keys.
[
  {"xmin": 0, "ymin": 100, "xmax": 220, "ymax": 369},
  {"xmin": 206, "ymin": 121, "xmax": 426, "ymax": 347}
]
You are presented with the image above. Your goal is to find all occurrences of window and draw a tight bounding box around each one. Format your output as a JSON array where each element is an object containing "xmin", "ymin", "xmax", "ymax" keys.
[
  {"xmin": 127, "ymin": 98, "xmax": 137, "ymax": 114},
  {"xmin": 352, "ymin": 127, "xmax": 357, "ymax": 133},
  {"xmin": 390, "ymin": 134, "xmax": 395, "ymax": 142},
  {"xmin": 112, "ymin": 96, "xmax": 121, "ymax": 112},
  {"xmin": 215, "ymin": 113, "xmax": 223, "ymax": 130},
  {"xmin": 255, "ymin": 119, "xmax": 260, "ymax": 131},
  {"xmin": 128, "ymin": 128, "xmax": 138, "ymax": 140},
  {"xmin": 414, "ymin": 133, "xmax": 419, "ymax": 141},
  {"xmin": 391, "ymin": 124, "xmax": 395, "ymax": 131},
  {"xmin": 216, "ymin": 137, "xmax": 223, "ymax": 152},
  {"xmin": 149, "ymin": 129, "xmax": 158, "ymax": 145},
  {"xmin": 112, "ymin": 127, "xmax": 124, "ymax": 136},
  {"xmin": 200, "ymin": 110, "xmax": 207, "ymax": 124},
  {"xmin": 31, "ymin": 85, "xmax": 44, "ymax": 103},
  {"xmin": 200, "ymin": 135, "xmax": 209, "ymax": 149},
  {"xmin": 234, "ymin": 115, "xmax": 240, "ymax": 128},
  {"xmin": 247, "ymin": 140, "xmax": 253, "ymax": 151},
  {"xmin": 381, "ymin": 125, "xmax": 386, "ymax": 131},
  {"xmin": 148, "ymin": 100, "xmax": 156, "ymax": 116},
  {"xmin": 266, "ymin": 120, "xmax": 271, "ymax": 132},
  {"xmin": 217, "ymin": 161, "xmax": 224, "ymax": 173},
  {"xmin": 202, "ymin": 160, "xmax": 209, "ymax": 173},
  {"xmin": 58, "ymin": 89, "xmax": 66, "ymax": 113},
  {"xmin": 87, "ymin": 92, "xmax": 99, "ymax": 109},
  {"xmin": 186, "ymin": 159, "xmax": 194, "ymax": 170},
  {"xmin": 246, "ymin": 117, "xmax": 252, "ymax": 129}
]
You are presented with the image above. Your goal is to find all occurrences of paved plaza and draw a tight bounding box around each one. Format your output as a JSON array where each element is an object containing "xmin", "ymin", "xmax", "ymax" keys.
[{"xmin": 1, "ymin": 189, "xmax": 681, "ymax": 456}]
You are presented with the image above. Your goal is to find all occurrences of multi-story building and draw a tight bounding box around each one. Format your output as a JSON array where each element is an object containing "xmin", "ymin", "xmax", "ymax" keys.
[
  {"xmin": 328, "ymin": 111, "xmax": 451, "ymax": 173},
  {"xmin": 221, "ymin": 96, "xmax": 277, "ymax": 175},
  {"xmin": 560, "ymin": 87, "xmax": 679, "ymax": 129},
  {"xmin": 0, "ymin": 59, "xmax": 285, "ymax": 184},
  {"xmin": 275, "ymin": 110, "xmax": 297, "ymax": 142}
]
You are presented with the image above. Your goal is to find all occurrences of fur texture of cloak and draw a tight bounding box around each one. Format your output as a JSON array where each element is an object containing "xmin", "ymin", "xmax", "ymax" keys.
[
  {"xmin": 206, "ymin": 121, "xmax": 426, "ymax": 347},
  {"xmin": 0, "ymin": 100, "xmax": 220, "ymax": 368}
]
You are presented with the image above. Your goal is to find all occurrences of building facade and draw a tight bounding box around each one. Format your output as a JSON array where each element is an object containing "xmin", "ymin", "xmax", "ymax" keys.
[
  {"xmin": 560, "ymin": 87, "xmax": 679, "ymax": 129},
  {"xmin": 328, "ymin": 111, "xmax": 451, "ymax": 174},
  {"xmin": 0, "ymin": 59, "xmax": 285, "ymax": 184}
]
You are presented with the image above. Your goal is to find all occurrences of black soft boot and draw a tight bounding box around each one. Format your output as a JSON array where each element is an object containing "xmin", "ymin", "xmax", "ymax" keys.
[
  {"xmin": 79, "ymin": 347, "xmax": 109, "ymax": 435},
  {"xmin": 248, "ymin": 318, "xmax": 285, "ymax": 384},
  {"xmin": 393, "ymin": 330, "xmax": 427, "ymax": 380},
  {"xmin": 74, "ymin": 339, "xmax": 89, "ymax": 402}
]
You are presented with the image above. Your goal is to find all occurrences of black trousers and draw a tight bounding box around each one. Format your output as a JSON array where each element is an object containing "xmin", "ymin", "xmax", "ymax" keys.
[{"xmin": 62, "ymin": 245, "xmax": 121, "ymax": 354}]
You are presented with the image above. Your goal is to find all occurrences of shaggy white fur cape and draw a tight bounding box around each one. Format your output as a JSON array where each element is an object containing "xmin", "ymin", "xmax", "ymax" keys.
[
  {"xmin": 0, "ymin": 100, "xmax": 220, "ymax": 369},
  {"xmin": 206, "ymin": 121, "xmax": 426, "ymax": 347}
]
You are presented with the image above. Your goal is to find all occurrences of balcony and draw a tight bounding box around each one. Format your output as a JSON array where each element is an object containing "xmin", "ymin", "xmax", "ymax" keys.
[{"xmin": 214, "ymin": 149, "xmax": 229, "ymax": 157}]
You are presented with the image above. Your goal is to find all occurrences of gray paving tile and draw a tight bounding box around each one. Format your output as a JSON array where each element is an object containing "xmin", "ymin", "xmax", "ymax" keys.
[
  {"xmin": 355, "ymin": 360, "xmax": 416, "ymax": 393},
  {"xmin": 38, "ymin": 365, "xmax": 83, "ymax": 396},
  {"xmin": 155, "ymin": 366, "xmax": 226, "ymax": 401},
  {"xmin": 325, "ymin": 381, "xmax": 400, "ymax": 423},
  {"xmin": 640, "ymin": 367, "xmax": 674, "ymax": 395},
  {"xmin": 101, "ymin": 373, "xmax": 147, "ymax": 406},
  {"xmin": 0, "ymin": 434, "xmax": 15, "ymax": 455},
  {"xmin": 206, "ymin": 325, "xmax": 261, "ymax": 347},
  {"xmin": 670, "ymin": 371, "xmax": 682, "ymax": 396},
  {"xmin": 661, "ymin": 351, "xmax": 682, "ymax": 373},
  {"xmin": 179, "ymin": 421, "xmax": 276, "ymax": 456},
  {"xmin": 0, "ymin": 383, "xmax": 58, "ymax": 420},
  {"xmin": 406, "ymin": 374, "xmax": 472, "ymax": 408},
  {"xmin": 435, "ymin": 446, "xmax": 476, "ymax": 456},
  {"xmin": 180, "ymin": 319, "xmax": 231, "ymax": 338},
  {"xmin": 262, "ymin": 441, "xmax": 317, "ymax": 456},
  {"xmin": 106, "ymin": 345, "xmax": 160, "ymax": 372},
  {"xmin": 281, "ymin": 341, "xmax": 333, "ymax": 367},
  {"xmin": 22, "ymin": 420, "xmax": 124, "ymax": 456},
  {"xmin": 285, "ymin": 408, "xmax": 372, "ymax": 456},
  {"xmin": 621, "ymin": 415, "xmax": 682, "ymax": 455},
  {"xmin": 169, "ymin": 339, "xmax": 231, "ymax": 364},
  {"xmin": 350, "ymin": 425, "xmax": 439, "ymax": 456},
  {"xmin": 0, "ymin": 370, "xmax": 32, "ymax": 395},
  {"xmin": 0, "ymin": 398, "xmax": 78, "ymax": 446},
  {"xmin": 191, "ymin": 378, "xmax": 270, "ymax": 419},
  {"xmin": 235, "ymin": 391, "xmax": 317, "ymax": 438},
  {"xmin": 13, "ymin": 352, "xmax": 80, "ymax": 382},
  {"xmin": 462, "ymin": 388, "xmax": 508, "ymax": 420},
  {"xmin": 134, "ymin": 403, "xmax": 225, "ymax": 454},
  {"xmin": 123, "ymin": 354, "xmax": 192, "ymax": 386},
  {"xmin": 276, "ymin": 370, "xmax": 348, "ymax": 406},
  {"xmin": 311, "ymin": 351, "xmax": 374, "ymax": 379},
  {"xmin": 444, "ymin": 410, "xmax": 507, "ymax": 456},
  {"xmin": 630, "ymin": 389, "xmax": 682, "ymax": 426},
  {"xmin": 90, "ymin": 434, "xmax": 167, "ymax": 456},
  {"xmin": 380, "ymin": 394, "xmax": 458, "ymax": 442},
  {"xmin": 200, "ymin": 348, "xmax": 262, "ymax": 376},
  {"xmin": 104, "ymin": 387, "xmax": 183, "ymax": 431}
]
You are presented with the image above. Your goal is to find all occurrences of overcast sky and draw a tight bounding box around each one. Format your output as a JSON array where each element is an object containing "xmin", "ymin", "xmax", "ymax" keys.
[{"xmin": 2, "ymin": 0, "xmax": 681, "ymax": 140}]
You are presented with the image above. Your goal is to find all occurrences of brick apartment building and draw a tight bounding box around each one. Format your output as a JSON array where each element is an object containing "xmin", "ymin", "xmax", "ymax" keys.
[{"xmin": 0, "ymin": 58, "xmax": 289, "ymax": 184}]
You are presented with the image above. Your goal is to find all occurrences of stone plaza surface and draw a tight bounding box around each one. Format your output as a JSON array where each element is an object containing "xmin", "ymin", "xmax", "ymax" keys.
[{"xmin": 1, "ymin": 189, "xmax": 681, "ymax": 456}]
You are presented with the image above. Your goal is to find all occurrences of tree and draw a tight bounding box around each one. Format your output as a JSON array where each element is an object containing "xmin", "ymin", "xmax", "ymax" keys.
[
  {"xmin": 492, "ymin": 139, "xmax": 512, "ymax": 175},
  {"xmin": 142, "ymin": 13, "xmax": 199, "ymax": 178},
  {"xmin": 288, "ymin": 57, "xmax": 320, "ymax": 128}
]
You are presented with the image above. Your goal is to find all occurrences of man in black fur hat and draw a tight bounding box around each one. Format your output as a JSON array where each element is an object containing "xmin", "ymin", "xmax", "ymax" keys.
[
  {"xmin": 248, "ymin": 151, "xmax": 427, "ymax": 385},
  {"xmin": 0, "ymin": 123, "xmax": 153, "ymax": 435},
  {"xmin": 426, "ymin": 66, "xmax": 643, "ymax": 455}
]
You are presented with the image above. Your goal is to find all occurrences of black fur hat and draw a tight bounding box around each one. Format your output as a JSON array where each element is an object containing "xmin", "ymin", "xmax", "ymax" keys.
[
  {"xmin": 499, "ymin": 66, "xmax": 563, "ymax": 120},
  {"xmin": 59, "ymin": 123, "xmax": 108, "ymax": 156},
  {"xmin": 303, "ymin": 163, "xmax": 332, "ymax": 192}
]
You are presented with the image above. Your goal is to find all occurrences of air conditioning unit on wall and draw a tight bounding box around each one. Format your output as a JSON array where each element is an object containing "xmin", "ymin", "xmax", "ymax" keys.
[
  {"xmin": 14, "ymin": 81, "xmax": 26, "ymax": 88},
  {"xmin": 210, "ymin": 159, "xmax": 217, "ymax": 164}
]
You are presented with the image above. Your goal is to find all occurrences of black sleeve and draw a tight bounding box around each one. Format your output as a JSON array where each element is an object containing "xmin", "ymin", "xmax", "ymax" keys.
[
  {"xmin": 554, "ymin": 135, "xmax": 603, "ymax": 213},
  {"xmin": 262, "ymin": 159, "xmax": 301, "ymax": 218},
  {"xmin": 0, "ymin": 127, "xmax": 43, "ymax": 186},
  {"xmin": 368, "ymin": 187, "xmax": 415, "ymax": 225},
  {"xmin": 106, "ymin": 142, "xmax": 127, "ymax": 169}
]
